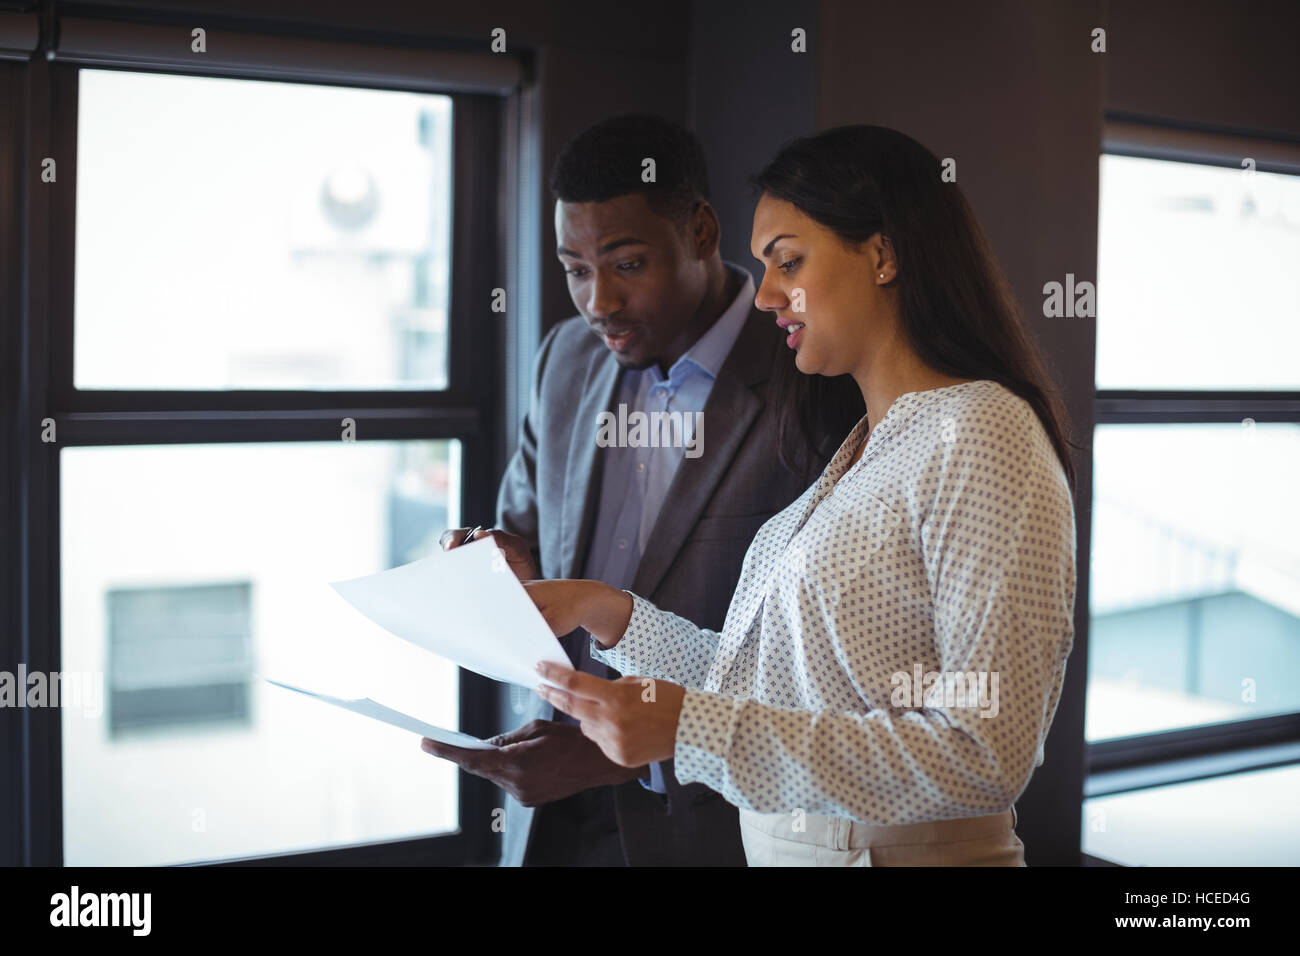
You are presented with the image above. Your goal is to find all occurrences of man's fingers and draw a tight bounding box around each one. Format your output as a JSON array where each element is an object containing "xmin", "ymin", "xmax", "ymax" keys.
[
  {"xmin": 421, "ymin": 737, "xmax": 461, "ymax": 759},
  {"xmin": 439, "ymin": 528, "xmax": 471, "ymax": 550},
  {"xmin": 441, "ymin": 527, "xmax": 535, "ymax": 573},
  {"xmin": 488, "ymin": 719, "xmax": 552, "ymax": 747},
  {"xmin": 421, "ymin": 737, "xmax": 494, "ymax": 769}
]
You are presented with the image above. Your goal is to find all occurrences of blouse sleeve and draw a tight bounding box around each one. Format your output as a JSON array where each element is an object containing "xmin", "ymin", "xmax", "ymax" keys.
[
  {"xmin": 589, "ymin": 591, "xmax": 721, "ymax": 690},
  {"xmin": 671, "ymin": 403, "xmax": 1078, "ymax": 824}
]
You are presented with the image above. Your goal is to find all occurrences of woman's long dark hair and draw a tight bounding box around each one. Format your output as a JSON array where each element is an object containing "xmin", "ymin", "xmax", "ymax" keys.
[{"xmin": 753, "ymin": 125, "xmax": 1079, "ymax": 493}]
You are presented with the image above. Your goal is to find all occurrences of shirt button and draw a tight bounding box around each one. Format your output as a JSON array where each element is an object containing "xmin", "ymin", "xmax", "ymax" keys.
[
  {"xmin": 636, "ymin": 462, "xmax": 645, "ymax": 472},
  {"xmin": 617, "ymin": 538, "xmax": 628, "ymax": 549}
]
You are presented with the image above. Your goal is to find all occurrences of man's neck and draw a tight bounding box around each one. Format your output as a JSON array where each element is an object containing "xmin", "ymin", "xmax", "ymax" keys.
[{"xmin": 657, "ymin": 261, "xmax": 741, "ymax": 376}]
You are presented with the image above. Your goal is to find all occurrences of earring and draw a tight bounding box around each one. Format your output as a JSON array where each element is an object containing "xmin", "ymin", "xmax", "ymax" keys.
[{"xmin": 879, "ymin": 273, "xmax": 885, "ymax": 279}]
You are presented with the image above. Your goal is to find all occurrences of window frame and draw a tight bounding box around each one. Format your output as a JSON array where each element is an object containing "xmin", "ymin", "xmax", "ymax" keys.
[
  {"xmin": 1088, "ymin": 117, "xmax": 1300, "ymax": 786},
  {"xmin": 6, "ymin": 30, "xmax": 521, "ymax": 866}
]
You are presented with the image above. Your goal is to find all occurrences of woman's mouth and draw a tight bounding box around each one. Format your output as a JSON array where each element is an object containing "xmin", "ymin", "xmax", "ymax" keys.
[{"xmin": 776, "ymin": 317, "xmax": 805, "ymax": 349}]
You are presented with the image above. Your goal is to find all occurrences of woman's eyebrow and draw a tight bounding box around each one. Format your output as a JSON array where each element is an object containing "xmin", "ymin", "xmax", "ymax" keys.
[{"xmin": 759, "ymin": 233, "xmax": 798, "ymax": 257}]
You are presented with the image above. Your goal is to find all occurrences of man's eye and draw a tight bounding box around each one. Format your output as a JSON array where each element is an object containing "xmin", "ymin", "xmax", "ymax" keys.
[
  {"xmin": 779, "ymin": 257, "xmax": 801, "ymax": 273},
  {"xmin": 564, "ymin": 266, "xmax": 588, "ymax": 278}
]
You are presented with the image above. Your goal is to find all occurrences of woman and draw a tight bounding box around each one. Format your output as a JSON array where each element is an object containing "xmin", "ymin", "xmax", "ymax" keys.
[{"xmin": 527, "ymin": 125, "xmax": 1078, "ymax": 866}]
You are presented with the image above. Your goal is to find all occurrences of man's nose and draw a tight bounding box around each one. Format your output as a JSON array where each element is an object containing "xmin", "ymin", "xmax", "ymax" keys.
[{"xmin": 586, "ymin": 272, "xmax": 624, "ymax": 321}]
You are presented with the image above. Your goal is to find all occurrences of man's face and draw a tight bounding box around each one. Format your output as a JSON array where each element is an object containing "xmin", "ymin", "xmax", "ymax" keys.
[{"xmin": 555, "ymin": 193, "xmax": 709, "ymax": 370}]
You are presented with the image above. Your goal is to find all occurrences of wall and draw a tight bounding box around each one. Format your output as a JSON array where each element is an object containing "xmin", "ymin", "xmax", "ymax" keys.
[
  {"xmin": 689, "ymin": 0, "xmax": 820, "ymax": 278},
  {"xmin": 1106, "ymin": 0, "xmax": 1300, "ymax": 138}
]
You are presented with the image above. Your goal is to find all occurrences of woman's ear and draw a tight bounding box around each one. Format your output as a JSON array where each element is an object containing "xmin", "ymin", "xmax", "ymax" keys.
[{"xmin": 872, "ymin": 233, "xmax": 898, "ymax": 281}]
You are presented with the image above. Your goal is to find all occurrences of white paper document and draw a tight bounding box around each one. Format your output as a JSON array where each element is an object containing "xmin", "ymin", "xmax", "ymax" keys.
[
  {"xmin": 329, "ymin": 537, "xmax": 573, "ymax": 689},
  {"xmin": 264, "ymin": 677, "xmax": 497, "ymax": 750}
]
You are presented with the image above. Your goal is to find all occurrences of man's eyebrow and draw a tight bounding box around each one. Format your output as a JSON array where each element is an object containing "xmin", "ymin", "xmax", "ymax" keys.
[
  {"xmin": 556, "ymin": 237, "xmax": 649, "ymax": 259},
  {"xmin": 758, "ymin": 233, "xmax": 797, "ymax": 258}
]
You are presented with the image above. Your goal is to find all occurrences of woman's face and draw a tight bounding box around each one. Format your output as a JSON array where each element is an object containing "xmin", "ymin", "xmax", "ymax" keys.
[{"xmin": 749, "ymin": 193, "xmax": 893, "ymax": 378}]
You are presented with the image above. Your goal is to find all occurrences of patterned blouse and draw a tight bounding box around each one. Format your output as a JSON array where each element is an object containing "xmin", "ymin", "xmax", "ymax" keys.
[{"xmin": 591, "ymin": 379, "xmax": 1077, "ymax": 825}]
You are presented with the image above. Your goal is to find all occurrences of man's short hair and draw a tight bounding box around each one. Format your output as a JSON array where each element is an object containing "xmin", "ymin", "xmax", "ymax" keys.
[{"xmin": 549, "ymin": 113, "xmax": 711, "ymax": 227}]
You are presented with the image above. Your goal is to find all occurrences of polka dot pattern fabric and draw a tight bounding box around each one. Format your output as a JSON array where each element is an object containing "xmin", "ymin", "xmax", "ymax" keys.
[{"xmin": 591, "ymin": 379, "xmax": 1077, "ymax": 826}]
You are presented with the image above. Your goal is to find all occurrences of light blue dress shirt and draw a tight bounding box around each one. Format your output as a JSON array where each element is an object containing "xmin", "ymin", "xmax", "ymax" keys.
[{"xmin": 578, "ymin": 263, "xmax": 755, "ymax": 793}]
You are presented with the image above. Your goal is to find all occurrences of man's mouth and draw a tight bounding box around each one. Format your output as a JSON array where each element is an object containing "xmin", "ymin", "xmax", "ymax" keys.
[{"xmin": 599, "ymin": 327, "xmax": 639, "ymax": 351}]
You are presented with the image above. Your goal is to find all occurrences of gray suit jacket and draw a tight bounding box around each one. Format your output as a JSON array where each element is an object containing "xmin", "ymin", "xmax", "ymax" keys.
[{"xmin": 495, "ymin": 304, "xmax": 834, "ymax": 866}]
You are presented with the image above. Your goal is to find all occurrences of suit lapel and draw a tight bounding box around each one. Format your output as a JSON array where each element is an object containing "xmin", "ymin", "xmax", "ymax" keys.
[
  {"xmin": 560, "ymin": 348, "xmax": 622, "ymax": 579},
  {"xmin": 630, "ymin": 307, "xmax": 773, "ymax": 600}
]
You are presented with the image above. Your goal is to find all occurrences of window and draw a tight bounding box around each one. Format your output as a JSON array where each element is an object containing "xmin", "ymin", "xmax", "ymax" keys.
[
  {"xmin": 74, "ymin": 70, "xmax": 454, "ymax": 391},
  {"xmin": 5, "ymin": 19, "xmax": 523, "ymax": 866},
  {"xmin": 1089, "ymin": 423, "xmax": 1300, "ymax": 739},
  {"xmin": 62, "ymin": 440, "xmax": 462, "ymax": 865},
  {"xmin": 1084, "ymin": 763, "xmax": 1300, "ymax": 866},
  {"xmin": 107, "ymin": 581, "xmax": 255, "ymax": 735},
  {"xmin": 1095, "ymin": 152, "xmax": 1300, "ymax": 391},
  {"xmin": 1089, "ymin": 123, "xmax": 1300, "ymax": 774}
]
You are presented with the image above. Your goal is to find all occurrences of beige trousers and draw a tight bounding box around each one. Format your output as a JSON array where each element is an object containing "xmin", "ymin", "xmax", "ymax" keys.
[{"xmin": 738, "ymin": 806, "xmax": 1025, "ymax": 866}]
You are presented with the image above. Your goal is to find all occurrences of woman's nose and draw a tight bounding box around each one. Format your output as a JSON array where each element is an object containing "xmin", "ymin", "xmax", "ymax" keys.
[{"xmin": 753, "ymin": 272, "xmax": 789, "ymax": 313}]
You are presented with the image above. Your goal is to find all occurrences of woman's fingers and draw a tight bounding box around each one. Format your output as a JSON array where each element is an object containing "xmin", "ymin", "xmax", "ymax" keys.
[
  {"xmin": 535, "ymin": 662, "xmax": 613, "ymax": 703},
  {"xmin": 534, "ymin": 665, "xmax": 621, "ymax": 731},
  {"xmin": 536, "ymin": 687, "xmax": 619, "ymax": 764},
  {"xmin": 534, "ymin": 682, "xmax": 602, "ymax": 724},
  {"xmin": 533, "ymin": 665, "xmax": 678, "ymax": 768}
]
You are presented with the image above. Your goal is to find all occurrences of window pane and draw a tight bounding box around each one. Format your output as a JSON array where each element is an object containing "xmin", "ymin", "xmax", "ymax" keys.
[
  {"xmin": 61, "ymin": 440, "xmax": 461, "ymax": 864},
  {"xmin": 1083, "ymin": 764, "xmax": 1300, "ymax": 865},
  {"xmin": 108, "ymin": 582, "xmax": 254, "ymax": 734},
  {"xmin": 1096, "ymin": 153, "xmax": 1300, "ymax": 390},
  {"xmin": 74, "ymin": 70, "xmax": 452, "ymax": 389},
  {"xmin": 1088, "ymin": 423, "xmax": 1300, "ymax": 741}
]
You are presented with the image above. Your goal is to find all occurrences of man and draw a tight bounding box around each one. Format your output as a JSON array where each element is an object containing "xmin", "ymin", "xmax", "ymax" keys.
[{"xmin": 423, "ymin": 114, "xmax": 852, "ymax": 865}]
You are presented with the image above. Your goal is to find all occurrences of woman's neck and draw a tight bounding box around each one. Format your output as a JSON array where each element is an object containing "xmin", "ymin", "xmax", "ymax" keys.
[{"xmin": 852, "ymin": 330, "xmax": 971, "ymax": 431}]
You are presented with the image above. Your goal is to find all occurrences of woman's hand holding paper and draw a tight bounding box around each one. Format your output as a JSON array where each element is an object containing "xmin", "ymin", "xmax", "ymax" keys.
[
  {"xmin": 524, "ymin": 579, "xmax": 676, "ymax": 767},
  {"xmin": 522, "ymin": 579, "xmax": 633, "ymax": 649},
  {"xmin": 533, "ymin": 663, "xmax": 685, "ymax": 768}
]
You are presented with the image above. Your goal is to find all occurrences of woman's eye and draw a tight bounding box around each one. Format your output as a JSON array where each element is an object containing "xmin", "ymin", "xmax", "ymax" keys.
[
  {"xmin": 616, "ymin": 260, "xmax": 642, "ymax": 272},
  {"xmin": 779, "ymin": 257, "xmax": 801, "ymax": 273}
]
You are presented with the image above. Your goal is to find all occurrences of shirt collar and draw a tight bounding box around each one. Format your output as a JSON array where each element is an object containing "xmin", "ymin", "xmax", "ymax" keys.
[{"xmin": 652, "ymin": 263, "xmax": 755, "ymax": 385}]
